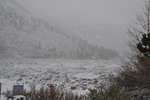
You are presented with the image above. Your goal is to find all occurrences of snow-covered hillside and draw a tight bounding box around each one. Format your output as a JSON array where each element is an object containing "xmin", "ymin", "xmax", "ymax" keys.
[
  {"xmin": 0, "ymin": 0, "xmax": 30, "ymax": 16},
  {"xmin": 0, "ymin": 58, "xmax": 121, "ymax": 95},
  {"xmin": 0, "ymin": 0, "xmax": 121, "ymax": 98},
  {"xmin": 0, "ymin": 0, "xmax": 118, "ymax": 59}
]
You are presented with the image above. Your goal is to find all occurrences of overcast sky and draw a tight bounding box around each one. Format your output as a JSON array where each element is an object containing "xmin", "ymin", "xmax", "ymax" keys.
[
  {"xmin": 15, "ymin": 0, "xmax": 143, "ymax": 26},
  {"xmin": 15, "ymin": 0, "xmax": 144, "ymax": 53}
]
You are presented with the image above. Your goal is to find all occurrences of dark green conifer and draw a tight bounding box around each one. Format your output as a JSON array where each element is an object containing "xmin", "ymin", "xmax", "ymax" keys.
[{"xmin": 137, "ymin": 34, "xmax": 150, "ymax": 57}]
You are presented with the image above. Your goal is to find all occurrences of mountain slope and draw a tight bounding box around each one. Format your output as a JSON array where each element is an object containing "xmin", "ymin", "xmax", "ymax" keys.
[
  {"xmin": 0, "ymin": 0, "xmax": 30, "ymax": 16},
  {"xmin": 0, "ymin": 0, "xmax": 118, "ymax": 59}
]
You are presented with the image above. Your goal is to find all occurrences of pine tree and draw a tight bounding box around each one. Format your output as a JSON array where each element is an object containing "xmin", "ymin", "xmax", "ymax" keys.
[
  {"xmin": 137, "ymin": 33, "xmax": 150, "ymax": 57},
  {"xmin": 136, "ymin": 0, "xmax": 150, "ymax": 58}
]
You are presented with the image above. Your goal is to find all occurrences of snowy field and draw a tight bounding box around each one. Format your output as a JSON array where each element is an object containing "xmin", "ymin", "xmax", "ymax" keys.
[{"xmin": 0, "ymin": 58, "xmax": 121, "ymax": 99}]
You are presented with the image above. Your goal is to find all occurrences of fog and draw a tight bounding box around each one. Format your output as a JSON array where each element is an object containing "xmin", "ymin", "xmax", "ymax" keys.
[{"xmin": 15, "ymin": 0, "xmax": 143, "ymax": 54}]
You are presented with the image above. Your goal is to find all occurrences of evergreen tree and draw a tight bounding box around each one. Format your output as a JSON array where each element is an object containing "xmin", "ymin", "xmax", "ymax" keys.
[
  {"xmin": 135, "ymin": 0, "xmax": 150, "ymax": 58},
  {"xmin": 137, "ymin": 33, "xmax": 150, "ymax": 57}
]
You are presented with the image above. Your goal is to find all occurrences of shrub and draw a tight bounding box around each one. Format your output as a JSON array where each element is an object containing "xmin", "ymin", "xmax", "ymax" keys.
[
  {"xmin": 87, "ymin": 84, "xmax": 131, "ymax": 100},
  {"xmin": 114, "ymin": 58, "xmax": 150, "ymax": 100},
  {"xmin": 4, "ymin": 84, "xmax": 86, "ymax": 100}
]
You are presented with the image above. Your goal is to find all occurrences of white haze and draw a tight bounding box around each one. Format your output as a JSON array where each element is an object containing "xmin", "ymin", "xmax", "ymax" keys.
[{"xmin": 15, "ymin": 0, "xmax": 143, "ymax": 54}]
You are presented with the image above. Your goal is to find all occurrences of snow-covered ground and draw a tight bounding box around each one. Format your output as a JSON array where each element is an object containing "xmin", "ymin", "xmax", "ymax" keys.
[{"xmin": 0, "ymin": 58, "xmax": 121, "ymax": 98}]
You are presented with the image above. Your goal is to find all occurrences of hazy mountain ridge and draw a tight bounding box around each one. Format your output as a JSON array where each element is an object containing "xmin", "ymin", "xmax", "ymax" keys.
[
  {"xmin": 0, "ymin": 0, "xmax": 118, "ymax": 59},
  {"xmin": 0, "ymin": 0, "xmax": 30, "ymax": 16}
]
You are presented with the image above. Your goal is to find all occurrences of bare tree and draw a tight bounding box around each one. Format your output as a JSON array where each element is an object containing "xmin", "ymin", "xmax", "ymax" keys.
[
  {"xmin": 114, "ymin": 1, "xmax": 150, "ymax": 99},
  {"xmin": 128, "ymin": 0, "xmax": 150, "ymax": 57}
]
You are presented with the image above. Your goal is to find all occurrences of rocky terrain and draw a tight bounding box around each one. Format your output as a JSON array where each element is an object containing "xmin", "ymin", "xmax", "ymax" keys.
[{"xmin": 0, "ymin": 58, "xmax": 121, "ymax": 95}]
